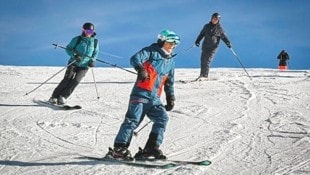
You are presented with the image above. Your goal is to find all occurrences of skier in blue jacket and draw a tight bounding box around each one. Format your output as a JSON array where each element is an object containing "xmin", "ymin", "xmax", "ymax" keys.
[
  {"xmin": 105, "ymin": 30, "xmax": 180, "ymax": 160},
  {"xmin": 49, "ymin": 22, "xmax": 99, "ymax": 105}
]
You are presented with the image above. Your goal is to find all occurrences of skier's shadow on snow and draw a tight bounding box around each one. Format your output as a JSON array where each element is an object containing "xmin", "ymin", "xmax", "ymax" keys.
[
  {"xmin": 27, "ymin": 81, "xmax": 135, "ymax": 85},
  {"xmin": 32, "ymin": 99, "xmax": 65, "ymax": 110},
  {"xmin": 0, "ymin": 159, "xmax": 99, "ymax": 167},
  {"xmin": 0, "ymin": 157, "xmax": 119, "ymax": 167},
  {"xmin": 0, "ymin": 104, "xmax": 41, "ymax": 107}
]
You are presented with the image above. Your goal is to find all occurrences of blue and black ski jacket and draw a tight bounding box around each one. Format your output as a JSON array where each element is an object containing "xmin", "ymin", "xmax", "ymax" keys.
[{"xmin": 130, "ymin": 43, "xmax": 175, "ymax": 105}]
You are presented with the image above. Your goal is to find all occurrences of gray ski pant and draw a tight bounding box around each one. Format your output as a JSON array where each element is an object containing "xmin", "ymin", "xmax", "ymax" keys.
[
  {"xmin": 200, "ymin": 47, "xmax": 217, "ymax": 77},
  {"xmin": 51, "ymin": 65, "xmax": 88, "ymax": 99}
]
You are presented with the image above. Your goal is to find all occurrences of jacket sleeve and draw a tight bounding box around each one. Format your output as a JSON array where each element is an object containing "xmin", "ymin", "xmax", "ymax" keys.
[
  {"xmin": 66, "ymin": 37, "xmax": 78, "ymax": 57},
  {"xmin": 130, "ymin": 48, "xmax": 151, "ymax": 70},
  {"xmin": 220, "ymin": 28, "xmax": 231, "ymax": 45},
  {"xmin": 164, "ymin": 62, "xmax": 175, "ymax": 97},
  {"xmin": 195, "ymin": 25, "xmax": 207, "ymax": 43},
  {"xmin": 92, "ymin": 39, "xmax": 99, "ymax": 61}
]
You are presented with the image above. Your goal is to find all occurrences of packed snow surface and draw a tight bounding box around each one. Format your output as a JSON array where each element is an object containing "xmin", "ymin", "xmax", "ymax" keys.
[{"xmin": 0, "ymin": 66, "xmax": 309, "ymax": 175}]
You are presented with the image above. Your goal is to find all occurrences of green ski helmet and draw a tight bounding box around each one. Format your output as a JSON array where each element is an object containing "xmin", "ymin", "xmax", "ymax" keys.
[{"xmin": 157, "ymin": 30, "xmax": 180, "ymax": 45}]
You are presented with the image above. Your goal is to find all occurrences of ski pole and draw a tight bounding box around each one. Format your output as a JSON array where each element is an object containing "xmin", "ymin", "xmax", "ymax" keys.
[
  {"xmin": 172, "ymin": 44, "xmax": 196, "ymax": 58},
  {"xmin": 52, "ymin": 43, "xmax": 137, "ymax": 75},
  {"xmin": 100, "ymin": 51, "xmax": 124, "ymax": 59},
  {"xmin": 133, "ymin": 120, "xmax": 152, "ymax": 137},
  {"xmin": 96, "ymin": 59, "xmax": 137, "ymax": 75},
  {"xmin": 229, "ymin": 48, "xmax": 252, "ymax": 80},
  {"xmin": 91, "ymin": 68, "xmax": 100, "ymax": 99},
  {"xmin": 287, "ymin": 61, "xmax": 290, "ymax": 69},
  {"xmin": 24, "ymin": 60, "xmax": 76, "ymax": 96}
]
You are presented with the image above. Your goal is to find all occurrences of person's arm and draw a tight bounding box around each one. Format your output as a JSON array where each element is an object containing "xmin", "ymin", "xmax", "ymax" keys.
[
  {"xmin": 195, "ymin": 25, "xmax": 207, "ymax": 46},
  {"xmin": 220, "ymin": 27, "xmax": 231, "ymax": 48},
  {"xmin": 164, "ymin": 66, "xmax": 175, "ymax": 111},
  {"xmin": 66, "ymin": 36, "xmax": 79, "ymax": 57}
]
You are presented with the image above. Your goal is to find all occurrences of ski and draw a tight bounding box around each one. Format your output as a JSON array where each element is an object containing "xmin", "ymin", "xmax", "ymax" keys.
[
  {"xmin": 136, "ymin": 158, "xmax": 211, "ymax": 166},
  {"xmin": 81, "ymin": 156, "xmax": 176, "ymax": 169},
  {"xmin": 166, "ymin": 159, "xmax": 211, "ymax": 166},
  {"xmin": 81, "ymin": 155, "xmax": 211, "ymax": 169},
  {"xmin": 36, "ymin": 100, "xmax": 82, "ymax": 110}
]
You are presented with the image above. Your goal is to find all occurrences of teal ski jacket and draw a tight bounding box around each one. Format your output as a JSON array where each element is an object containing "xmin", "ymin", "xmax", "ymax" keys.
[{"xmin": 66, "ymin": 36, "xmax": 99, "ymax": 68}]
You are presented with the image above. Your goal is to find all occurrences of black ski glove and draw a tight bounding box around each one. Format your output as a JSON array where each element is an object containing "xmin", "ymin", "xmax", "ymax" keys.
[
  {"xmin": 165, "ymin": 95, "xmax": 175, "ymax": 111},
  {"xmin": 88, "ymin": 60, "xmax": 95, "ymax": 67},
  {"xmin": 195, "ymin": 42, "xmax": 200, "ymax": 47},
  {"xmin": 135, "ymin": 65, "xmax": 149, "ymax": 82},
  {"xmin": 226, "ymin": 42, "xmax": 232, "ymax": 48},
  {"xmin": 74, "ymin": 54, "xmax": 82, "ymax": 62}
]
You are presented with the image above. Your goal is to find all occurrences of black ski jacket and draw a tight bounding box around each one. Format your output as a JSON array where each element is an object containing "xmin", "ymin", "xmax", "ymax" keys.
[
  {"xmin": 195, "ymin": 22, "xmax": 230, "ymax": 49},
  {"xmin": 277, "ymin": 52, "xmax": 289, "ymax": 61}
]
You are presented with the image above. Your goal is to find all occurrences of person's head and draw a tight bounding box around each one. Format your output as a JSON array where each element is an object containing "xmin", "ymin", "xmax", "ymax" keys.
[
  {"xmin": 211, "ymin": 12, "xmax": 221, "ymax": 24},
  {"xmin": 82, "ymin": 22, "xmax": 96, "ymax": 37},
  {"xmin": 157, "ymin": 29, "xmax": 180, "ymax": 54}
]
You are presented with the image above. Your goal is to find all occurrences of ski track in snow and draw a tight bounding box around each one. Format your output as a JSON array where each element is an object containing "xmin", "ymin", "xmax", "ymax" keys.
[{"xmin": 0, "ymin": 66, "xmax": 309, "ymax": 175}]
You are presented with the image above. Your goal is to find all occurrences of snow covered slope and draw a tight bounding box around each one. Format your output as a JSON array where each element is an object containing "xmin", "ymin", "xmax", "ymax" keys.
[{"xmin": 0, "ymin": 66, "xmax": 309, "ymax": 175}]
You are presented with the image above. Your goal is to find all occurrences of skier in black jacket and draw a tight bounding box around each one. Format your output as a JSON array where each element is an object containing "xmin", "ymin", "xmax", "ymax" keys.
[
  {"xmin": 195, "ymin": 12, "xmax": 231, "ymax": 78},
  {"xmin": 277, "ymin": 50, "xmax": 290, "ymax": 67}
]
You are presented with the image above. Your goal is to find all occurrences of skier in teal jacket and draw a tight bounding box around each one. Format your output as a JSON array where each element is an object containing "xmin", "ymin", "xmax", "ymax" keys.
[
  {"xmin": 49, "ymin": 22, "xmax": 99, "ymax": 105},
  {"xmin": 105, "ymin": 30, "xmax": 180, "ymax": 161}
]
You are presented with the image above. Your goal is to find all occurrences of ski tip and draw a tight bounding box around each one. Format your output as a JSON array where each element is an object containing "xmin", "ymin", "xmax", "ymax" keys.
[
  {"xmin": 75, "ymin": 105, "xmax": 82, "ymax": 109},
  {"xmin": 199, "ymin": 160, "xmax": 212, "ymax": 166}
]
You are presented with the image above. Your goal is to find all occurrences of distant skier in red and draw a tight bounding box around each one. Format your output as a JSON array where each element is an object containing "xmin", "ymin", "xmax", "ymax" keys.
[{"xmin": 277, "ymin": 50, "xmax": 290, "ymax": 70}]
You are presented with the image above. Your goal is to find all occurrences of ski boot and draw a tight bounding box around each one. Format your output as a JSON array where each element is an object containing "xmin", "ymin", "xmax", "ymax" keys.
[
  {"xmin": 195, "ymin": 74, "xmax": 208, "ymax": 81},
  {"xmin": 105, "ymin": 147, "xmax": 134, "ymax": 161},
  {"xmin": 57, "ymin": 96, "xmax": 66, "ymax": 105},
  {"xmin": 134, "ymin": 146, "xmax": 167, "ymax": 160},
  {"xmin": 48, "ymin": 97, "xmax": 57, "ymax": 104}
]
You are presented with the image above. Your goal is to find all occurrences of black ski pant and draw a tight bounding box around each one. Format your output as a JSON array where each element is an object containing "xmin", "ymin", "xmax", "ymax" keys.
[
  {"xmin": 51, "ymin": 65, "xmax": 88, "ymax": 99},
  {"xmin": 279, "ymin": 59, "xmax": 287, "ymax": 66},
  {"xmin": 200, "ymin": 47, "xmax": 217, "ymax": 77}
]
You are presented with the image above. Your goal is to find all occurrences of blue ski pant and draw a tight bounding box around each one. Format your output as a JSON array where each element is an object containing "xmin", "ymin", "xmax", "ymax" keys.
[{"xmin": 114, "ymin": 100, "xmax": 169, "ymax": 148}]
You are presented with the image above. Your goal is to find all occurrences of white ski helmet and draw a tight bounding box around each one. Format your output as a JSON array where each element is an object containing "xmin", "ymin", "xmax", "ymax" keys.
[{"xmin": 157, "ymin": 30, "xmax": 180, "ymax": 45}]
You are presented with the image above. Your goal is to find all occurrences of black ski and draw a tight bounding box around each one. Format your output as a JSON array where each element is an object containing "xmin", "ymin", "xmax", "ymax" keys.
[
  {"xmin": 81, "ymin": 156, "xmax": 211, "ymax": 168},
  {"xmin": 81, "ymin": 156, "xmax": 176, "ymax": 169},
  {"xmin": 36, "ymin": 100, "xmax": 82, "ymax": 110},
  {"xmin": 136, "ymin": 157, "xmax": 211, "ymax": 166},
  {"xmin": 165, "ymin": 159, "xmax": 211, "ymax": 166}
]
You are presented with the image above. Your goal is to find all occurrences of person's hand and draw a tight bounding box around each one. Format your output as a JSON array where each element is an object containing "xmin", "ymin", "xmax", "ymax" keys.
[
  {"xmin": 136, "ymin": 65, "xmax": 149, "ymax": 82},
  {"xmin": 226, "ymin": 42, "xmax": 232, "ymax": 48},
  {"xmin": 195, "ymin": 42, "xmax": 200, "ymax": 47},
  {"xmin": 88, "ymin": 60, "xmax": 95, "ymax": 67},
  {"xmin": 74, "ymin": 54, "xmax": 82, "ymax": 62},
  {"xmin": 165, "ymin": 95, "xmax": 175, "ymax": 111}
]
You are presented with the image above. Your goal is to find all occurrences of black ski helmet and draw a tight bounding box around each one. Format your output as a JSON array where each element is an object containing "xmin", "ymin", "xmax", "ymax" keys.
[
  {"xmin": 83, "ymin": 22, "xmax": 94, "ymax": 30},
  {"xmin": 211, "ymin": 13, "xmax": 221, "ymax": 20}
]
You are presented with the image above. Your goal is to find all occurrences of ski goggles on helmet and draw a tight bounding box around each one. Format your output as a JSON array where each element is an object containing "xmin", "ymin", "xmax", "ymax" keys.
[
  {"xmin": 164, "ymin": 34, "xmax": 180, "ymax": 45},
  {"xmin": 84, "ymin": 29, "xmax": 94, "ymax": 35}
]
